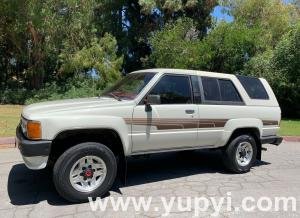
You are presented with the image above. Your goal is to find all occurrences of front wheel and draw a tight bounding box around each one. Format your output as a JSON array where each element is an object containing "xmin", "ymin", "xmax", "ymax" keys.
[
  {"xmin": 222, "ymin": 134, "xmax": 257, "ymax": 173},
  {"xmin": 53, "ymin": 142, "xmax": 117, "ymax": 202}
]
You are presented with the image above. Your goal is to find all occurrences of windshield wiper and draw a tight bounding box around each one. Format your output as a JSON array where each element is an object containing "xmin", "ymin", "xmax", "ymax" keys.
[{"xmin": 105, "ymin": 93, "xmax": 122, "ymax": 101}]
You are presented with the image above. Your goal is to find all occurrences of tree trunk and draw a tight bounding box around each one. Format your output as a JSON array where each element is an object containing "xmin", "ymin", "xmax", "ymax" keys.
[{"xmin": 27, "ymin": 21, "xmax": 44, "ymax": 89}]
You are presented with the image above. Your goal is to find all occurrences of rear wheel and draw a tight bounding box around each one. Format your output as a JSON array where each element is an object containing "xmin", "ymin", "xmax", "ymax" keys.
[
  {"xmin": 53, "ymin": 142, "xmax": 117, "ymax": 202},
  {"xmin": 222, "ymin": 134, "xmax": 257, "ymax": 173}
]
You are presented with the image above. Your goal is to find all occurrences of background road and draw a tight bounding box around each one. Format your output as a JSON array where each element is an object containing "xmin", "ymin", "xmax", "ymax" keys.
[{"xmin": 1, "ymin": 142, "xmax": 300, "ymax": 218}]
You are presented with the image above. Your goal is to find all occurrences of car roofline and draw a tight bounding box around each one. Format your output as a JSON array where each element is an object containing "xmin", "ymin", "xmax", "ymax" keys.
[{"xmin": 130, "ymin": 68, "xmax": 248, "ymax": 80}]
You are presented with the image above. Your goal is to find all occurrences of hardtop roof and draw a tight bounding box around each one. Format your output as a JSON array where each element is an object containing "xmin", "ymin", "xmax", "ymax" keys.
[{"xmin": 132, "ymin": 68, "xmax": 241, "ymax": 80}]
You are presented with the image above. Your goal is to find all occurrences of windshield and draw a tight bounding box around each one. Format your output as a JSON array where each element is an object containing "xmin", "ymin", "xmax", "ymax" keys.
[{"xmin": 101, "ymin": 72, "xmax": 156, "ymax": 100}]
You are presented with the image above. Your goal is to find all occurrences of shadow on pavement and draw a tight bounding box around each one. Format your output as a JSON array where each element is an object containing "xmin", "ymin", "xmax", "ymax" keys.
[
  {"xmin": 8, "ymin": 149, "xmax": 270, "ymax": 206},
  {"xmin": 8, "ymin": 164, "xmax": 70, "ymax": 206},
  {"xmin": 125, "ymin": 149, "xmax": 270, "ymax": 187}
]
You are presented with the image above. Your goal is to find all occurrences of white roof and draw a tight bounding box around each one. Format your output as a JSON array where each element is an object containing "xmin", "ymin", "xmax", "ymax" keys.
[
  {"xmin": 133, "ymin": 68, "xmax": 279, "ymax": 107},
  {"xmin": 132, "ymin": 68, "xmax": 237, "ymax": 79}
]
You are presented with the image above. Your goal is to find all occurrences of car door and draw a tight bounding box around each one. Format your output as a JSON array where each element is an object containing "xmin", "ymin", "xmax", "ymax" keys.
[
  {"xmin": 196, "ymin": 76, "xmax": 244, "ymax": 147},
  {"xmin": 131, "ymin": 74, "xmax": 199, "ymax": 153}
]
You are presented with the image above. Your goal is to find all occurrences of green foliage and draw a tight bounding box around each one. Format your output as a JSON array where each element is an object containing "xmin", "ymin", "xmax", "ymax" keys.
[
  {"xmin": 272, "ymin": 24, "xmax": 300, "ymax": 82},
  {"xmin": 148, "ymin": 0, "xmax": 300, "ymax": 117},
  {"xmin": 243, "ymin": 24, "xmax": 300, "ymax": 117},
  {"xmin": 0, "ymin": 77, "xmax": 104, "ymax": 105},
  {"xmin": 243, "ymin": 50, "xmax": 280, "ymax": 85},
  {"xmin": 272, "ymin": 24, "xmax": 300, "ymax": 117},
  {"xmin": 0, "ymin": 89, "xmax": 33, "ymax": 105},
  {"xmin": 59, "ymin": 34, "xmax": 123, "ymax": 86},
  {"xmin": 149, "ymin": 20, "xmax": 262, "ymax": 74},
  {"xmin": 0, "ymin": 0, "xmax": 300, "ymax": 118},
  {"xmin": 0, "ymin": 0, "xmax": 119, "ymax": 89},
  {"xmin": 203, "ymin": 22, "xmax": 263, "ymax": 73},
  {"xmin": 148, "ymin": 18, "xmax": 212, "ymax": 70},
  {"xmin": 25, "ymin": 77, "xmax": 102, "ymax": 105},
  {"xmin": 95, "ymin": 0, "xmax": 217, "ymax": 72},
  {"xmin": 220, "ymin": 0, "xmax": 300, "ymax": 46}
]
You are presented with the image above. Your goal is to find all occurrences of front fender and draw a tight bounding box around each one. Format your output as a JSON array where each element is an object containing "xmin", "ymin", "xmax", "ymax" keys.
[{"xmin": 40, "ymin": 115, "xmax": 131, "ymax": 155}]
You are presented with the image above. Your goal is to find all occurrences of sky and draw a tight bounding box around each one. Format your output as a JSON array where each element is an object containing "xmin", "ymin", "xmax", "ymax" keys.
[
  {"xmin": 211, "ymin": 5, "xmax": 234, "ymax": 22},
  {"xmin": 211, "ymin": 0, "xmax": 294, "ymax": 22}
]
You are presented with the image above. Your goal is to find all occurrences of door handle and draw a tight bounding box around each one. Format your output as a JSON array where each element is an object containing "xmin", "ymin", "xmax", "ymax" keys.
[{"xmin": 185, "ymin": 109, "xmax": 195, "ymax": 114}]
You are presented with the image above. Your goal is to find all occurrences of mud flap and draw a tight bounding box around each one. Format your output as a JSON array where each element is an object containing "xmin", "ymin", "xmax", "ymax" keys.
[
  {"xmin": 256, "ymin": 143, "xmax": 262, "ymax": 161},
  {"xmin": 118, "ymin": 155, "xmax": 127, "ymax": 186}
]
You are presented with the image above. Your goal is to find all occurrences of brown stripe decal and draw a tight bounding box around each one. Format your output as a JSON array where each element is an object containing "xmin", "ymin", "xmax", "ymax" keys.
[
  {"xmin": 124, "ymin": 118, "xmax": 228, "ymax": 130},
  {"xmin": 124, "ymin": 118, "xmax": 279, "ymax": 130},
  {"xmin": 262, "ymin": 120, "xmax": 279, "ymax": 126}
]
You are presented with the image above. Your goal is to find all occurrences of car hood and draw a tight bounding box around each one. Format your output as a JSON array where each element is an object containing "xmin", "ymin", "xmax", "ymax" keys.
[{"xmin": 22, "ymin": 97, "xmax": 134, "ymax": 119}]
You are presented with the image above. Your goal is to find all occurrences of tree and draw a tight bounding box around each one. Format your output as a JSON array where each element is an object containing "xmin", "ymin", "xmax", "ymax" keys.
[
  {"xmin": 148, "ymin": 18, "xmax": 212, "ymax": 70},
  {"xmin": 220, "ymin": 0, "xmax": 300, "ymax": 47},
  {"xmin": 203, "ymin": 22, "xmax": 263, "ymax": 73},
  {"xmin": 95, "ymin": 0, "xmax": 217, "ymax": 73},
  {"xmin": 59, "ymin": 34, "xmax": 123, "ymax": 87},
  {"xmin": 24, "ymin": 0, "xmax": 100, "ymax": 89},
  {"xmin": 0, "ymin": 0, "xmax": 122, "ymax": 90},
  {"xmin": 272, "ymin": 24, "xmax": 300, "ymax": 117},
  {"xmin": 243, "ymin": 24, "xmax": 300, "ymax": 117},
  {"xmin": 0, "ymin": 0, "xmax": 29, "ymax": 89},
  {"xmin": 149, "ymin": 19, "xmax": 263, "ymax": 74}
]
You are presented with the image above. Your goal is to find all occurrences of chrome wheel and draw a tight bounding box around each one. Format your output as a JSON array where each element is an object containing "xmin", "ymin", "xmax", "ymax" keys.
[
  {"xmin": 235, "ymin": 142, "xmax": 253, "ymax": 167},
  {"xmin": 69, "ymin": 156, "xmax": 107, "ymax": 192}
]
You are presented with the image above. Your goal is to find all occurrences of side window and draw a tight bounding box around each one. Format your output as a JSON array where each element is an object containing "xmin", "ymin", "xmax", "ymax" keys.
[
  {"xmin": 201, "ymin": 77, "xmax": 221, "ymax": 101},
  {"xmin": 237, "ymin": 75, "xmax": 269, "ymax": 99},
  {"xmin": 219, "ymin": 79, "xmax": 242, "ymax": 102},
  {"xmin": 201, "ymin": 77, "xmax": 243, "ymax": 104},
  {"xmin": 149, "ymin": 75, "xmax": 192, "ymax": 104}
]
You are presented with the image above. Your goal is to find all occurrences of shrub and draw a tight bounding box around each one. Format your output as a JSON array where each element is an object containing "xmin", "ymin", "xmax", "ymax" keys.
[
  {"xmin": 0, "ymin": 75, "xmax": 111, "ymax": 105},
  {"xmin": 25, "ymin": 77, "xmax": 104, "ymax": 105}
]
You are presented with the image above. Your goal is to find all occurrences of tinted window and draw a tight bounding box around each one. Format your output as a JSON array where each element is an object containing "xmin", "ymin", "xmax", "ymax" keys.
[
  {"xmin": 149, "ymin": 75, "xmax": 192, "ymax": 104},
  {"xmin": 237, "ymin": 75, "xmax": 269, "ymax": 99},
  {"xmin": 202, "ymin": 77, "xmax": 221, "ymax": 101},
  {"xmin": 102, "ymin": 72, "xmax": 155, "ymax": 100},
  {"xmin": 219, "ymin": 79, "xmax": 242, "ymax": 102}
]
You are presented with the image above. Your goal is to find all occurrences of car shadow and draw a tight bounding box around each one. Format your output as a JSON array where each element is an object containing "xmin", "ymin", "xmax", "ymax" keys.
[
  {"xmin": 8, "ymin": 149, "xmax": 270, "ymax": 206},
  {"xmin": 125, "ymin": 149, "xmax": 270, "ymax": 187}
]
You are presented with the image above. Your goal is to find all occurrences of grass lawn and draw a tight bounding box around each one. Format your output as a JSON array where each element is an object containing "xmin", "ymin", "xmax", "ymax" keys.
[
  {"xmin": 279, "ymin": 119, "xmax": 300, "ymax": 136},
  {"xmin": 0, "ymin": 105, "xmax": 23, "ymax": 137},
  {"xmin": 0, "ymin": 104, "xmax": 299, "ymax": 137}
]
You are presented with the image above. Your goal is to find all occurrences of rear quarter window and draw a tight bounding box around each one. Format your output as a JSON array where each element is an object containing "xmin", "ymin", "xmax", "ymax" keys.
[
  {"xmin": 236, "ymin": 75, "xmax": 269, "ymax": 100},
  {"xmin": 200, "ymin": 77, "xmax": 243, "ymax": 104}
]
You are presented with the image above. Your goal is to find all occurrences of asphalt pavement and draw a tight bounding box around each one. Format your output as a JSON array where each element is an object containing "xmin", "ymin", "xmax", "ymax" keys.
[{"xmin": 0, "ymin": 142, "xmax": 300, "ymax": 217}]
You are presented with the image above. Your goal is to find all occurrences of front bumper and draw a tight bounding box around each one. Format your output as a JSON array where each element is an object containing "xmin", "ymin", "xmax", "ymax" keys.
[
  {"xmin": 261, "ymin": 136, "xmax": 283, "ymax": 146},
  {"xmin": 16, "ymin": 126, "xmax": 52, "ymax": 170}
]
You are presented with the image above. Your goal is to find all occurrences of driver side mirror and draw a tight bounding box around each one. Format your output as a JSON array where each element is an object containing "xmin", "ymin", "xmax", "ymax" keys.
[{"xmin": 144, "ymin": 94, "xmax": 161, "ymax": 112}]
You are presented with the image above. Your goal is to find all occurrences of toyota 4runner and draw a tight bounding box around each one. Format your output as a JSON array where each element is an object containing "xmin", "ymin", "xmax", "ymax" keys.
[{"xmin": 16, "ymin": 68, "xmax": 282, "ymax": 202}]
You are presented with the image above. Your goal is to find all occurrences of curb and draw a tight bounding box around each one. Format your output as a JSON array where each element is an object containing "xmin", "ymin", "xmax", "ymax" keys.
[
  {"xmin": 283, "ymin": 136, "xmax": 300, "ymax": 142},
  {"xmin": 0, "ymin": 137, "xmax": 15, "ymax": 144},
  {"xmin": 0, "ymin": 144, "xmax": 15, "ymax": 149},
  {"xmin": 0, "ymin": 137, "xmax": 15, "ymax": 148}
]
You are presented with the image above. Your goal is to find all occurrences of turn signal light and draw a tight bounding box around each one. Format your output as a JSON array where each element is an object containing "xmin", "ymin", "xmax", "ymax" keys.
[{"xmin": 27, "ymin": 121, "xmax": 41, "ymax": 140}]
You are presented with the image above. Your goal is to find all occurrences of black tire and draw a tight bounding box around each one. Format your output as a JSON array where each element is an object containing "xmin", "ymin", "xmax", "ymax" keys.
[
  {"xmin": 53, "ymin": 142, "xmax": 117, "ymax": 202},
  {"xmin": 222, "ymin": 134, "xmax": 257, "ymax": 173}
]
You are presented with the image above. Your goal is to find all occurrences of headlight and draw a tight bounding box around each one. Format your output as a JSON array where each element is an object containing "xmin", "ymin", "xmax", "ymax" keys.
[
  {"xmin": 21, "ymin": 117, "xmax": 42, "ymax": 140},
  {"xmin": 21, "ymin": 117, "xmax": 27, "ymax": 136}
]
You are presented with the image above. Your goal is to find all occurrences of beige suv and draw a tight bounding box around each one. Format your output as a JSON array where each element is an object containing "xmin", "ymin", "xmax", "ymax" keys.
[{"xmin": 16, "ymin": 68, "xmax": 282, "ymax": 202}]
